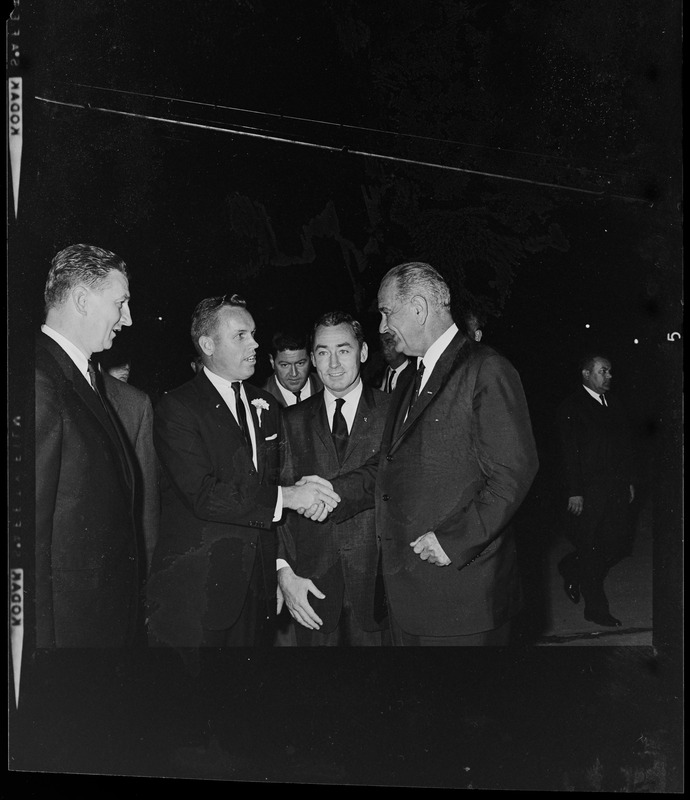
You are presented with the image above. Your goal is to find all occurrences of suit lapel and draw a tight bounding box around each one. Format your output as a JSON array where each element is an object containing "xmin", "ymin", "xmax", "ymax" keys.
[
  {"xmin": 389, "ymin": 332, "xmax": 470, "ymax": 454},
  {"xmin": 342, "ymin": 385, "xmax": 373, "ymax": 467},
  {"xmin": 197, "ymin": 371, "xmax": 249, "ymax": 453},
  {"xmin": 311, "ymin": 396, "xmax": 339, "ymax": 466},
  {"xmin": 40, "ymin": 335, "xmax": 136, "ymax": 492}
]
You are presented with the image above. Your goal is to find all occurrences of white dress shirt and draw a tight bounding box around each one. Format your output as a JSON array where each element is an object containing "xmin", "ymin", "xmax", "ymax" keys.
[
  {"xmin": 381, "ymin": 359, "xmax": 410, "ymax": 392},
  {"xmin": 323, "ymin": 379, "xmax": 363, "ymax": 434},
  {"xmin": 275, "ymin": 376, "xmax": 315, "ymax": 406},
  {"xmin": 417, "ymin": 323, "xmax": 459, "ymax": 392}
]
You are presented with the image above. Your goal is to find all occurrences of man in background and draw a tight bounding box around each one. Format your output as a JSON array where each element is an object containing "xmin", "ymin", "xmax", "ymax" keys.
[
  {"xmin": 262, "ymin": 329, "xmax": 322, "ymax": 407},
  {"xmin": 34, "ymin": 243, "xmax": 142, "ymax": 647},
  {"xmin": 556, "ymin": 354, "xmax": 635, "ymax": 628},
  {"xmin": 96, "ymin": 351, "xmax": 161, "ymax": 574}
]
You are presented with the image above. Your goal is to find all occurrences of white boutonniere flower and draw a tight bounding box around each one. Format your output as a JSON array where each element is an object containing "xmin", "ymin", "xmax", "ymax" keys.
[{"xmin": 251, "ymin": 398, "xmax": 270, "ymax": 426}]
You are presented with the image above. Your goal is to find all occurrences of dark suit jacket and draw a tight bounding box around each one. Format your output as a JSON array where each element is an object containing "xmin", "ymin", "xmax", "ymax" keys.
[
  {"xmin": 147, "ymin": 371, "xmax": 281, "ymax": 647},
  {"xmin": 262, "ymin": 373, "xmax": 323, "ymax": 407},
  {"xmin": 556, "ymin": 386, "xmax": 634, "ymax": 542},
  {"xmin": 277, "ymin": 385, "xmax": 391, "ymax": 633},
  {"xmin": 101, "ymin": 373, "xmax": 161, "ymax": 572},
  {"xmin": 34, "ymin": 333, "xmax": 140, "ymax": 648},
  {"xmin": 333, "ymin": 333, "xmax": 539, "ymax": 637}
]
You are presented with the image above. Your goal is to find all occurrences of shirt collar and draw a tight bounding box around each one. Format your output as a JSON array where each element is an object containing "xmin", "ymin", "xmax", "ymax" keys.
[
  {"xmin": 583, "ymin": 384, "xmax": 605, "ymax": 402},
  {"xmin": 41, "ymin": 324, "xmax": 90, "ymax": 381},
  {"xmin": 275, "ymin": 376, "xmax": 313, "ymax": 405},
  {"xmin": 203, "ymin": 365, "xmax": 243, "ymax": 397},
  {"xmin": 324, "ymin": 378, "xmax": 363, "ymax": 409},
  {"xmin": 419, "ymin": 323, "xmax": 459, "ymax": 378}
]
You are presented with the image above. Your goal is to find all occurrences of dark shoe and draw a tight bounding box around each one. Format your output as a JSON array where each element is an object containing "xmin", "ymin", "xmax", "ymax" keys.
[
  {"xmin": 584, "ymin": 610, "xmax": 622, "ymax": 627},
  {"xmin": 563, "ymin": 579, "xmax": 580, "ymax": 604},
  {"xmin": 557, "ymin": 557, "xmax": 580, "ymax": 604}
]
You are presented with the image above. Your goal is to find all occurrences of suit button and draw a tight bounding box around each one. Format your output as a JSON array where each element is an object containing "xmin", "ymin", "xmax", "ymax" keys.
[
  {"xmin": 249, "ymin": 469, "xmax": 256, "ymax": 475},
  {"xmin": 249, "ymin": 542, "xmax": 256, "ymax": 549},
  {"xmin": 382, "ymin": 494, "xmax": 390, "ymax": 501},
  {"xmin": 386, "ymin": 455, "xmax": 393, "ymax": 461}
]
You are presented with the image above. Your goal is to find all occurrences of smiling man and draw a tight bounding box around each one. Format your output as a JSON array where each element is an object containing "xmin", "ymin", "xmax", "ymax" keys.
[
  {"xmin": 276, "ymin": 311, "xmax": 391, "ymax": 645},
  {"xmin": 147, "ymin": 295, "xmax": 341, "ymax": 648},
  {"xmin": 34, "ymin": 243, "xmax": 142, "ymax": 647},
  {"xmin": 263, "ymin": 329, "xmax": 322, "ymax": 407}
]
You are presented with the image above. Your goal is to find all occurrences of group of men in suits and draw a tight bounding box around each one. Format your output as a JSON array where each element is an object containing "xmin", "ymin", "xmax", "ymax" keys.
[{"xmin": 34, "ymin": 245, "xmax": 546, "ymax": 648}]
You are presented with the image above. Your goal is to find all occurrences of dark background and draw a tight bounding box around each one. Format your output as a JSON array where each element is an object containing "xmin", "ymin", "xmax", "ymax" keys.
[{"xmin": 8, "ymin": 0, "xmax": 683, "ymax": 789}]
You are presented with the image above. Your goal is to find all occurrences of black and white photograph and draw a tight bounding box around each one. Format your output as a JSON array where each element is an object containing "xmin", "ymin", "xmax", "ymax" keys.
[{"xmin": 8, "ymin": 0, "xmax": 683, "ymax": 790}]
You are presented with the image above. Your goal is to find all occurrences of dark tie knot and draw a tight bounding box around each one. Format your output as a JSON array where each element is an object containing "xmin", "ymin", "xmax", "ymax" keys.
[
  {"xmin": 293, "ymin": 390, "xmax": 302, "ymax": 403},
  {"xmin": 332, "ymin": 397, "xmax": 348, "ymax": 463}
]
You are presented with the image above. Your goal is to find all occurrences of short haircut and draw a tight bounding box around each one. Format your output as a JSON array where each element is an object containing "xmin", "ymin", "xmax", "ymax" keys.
[
  {"xmin": 382, "ymin": 261, "xmax": 451, "ymax": 311},
  {"xmin": 580, "ymin": 353, "xmax": 610, "ymax": 372},
  {"xmin": 270, "ymin": 330, "xmax": 309, "ymax": 357},
  {"xmin": 312, "ymin": 311, "xmax": 365, "ymax": 349},
  {"xmin": 44, "ymin": 244, "xmax": 128, "ymax": 314},
  {"xmin": 190, "ymin": 294, "xmax": 247, "ymax": 356}
]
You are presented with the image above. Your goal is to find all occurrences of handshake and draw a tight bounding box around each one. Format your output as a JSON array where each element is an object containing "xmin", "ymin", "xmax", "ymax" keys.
[{"xmin": 282, "ymin": 475, "xmax": 341, "ymax": 522}]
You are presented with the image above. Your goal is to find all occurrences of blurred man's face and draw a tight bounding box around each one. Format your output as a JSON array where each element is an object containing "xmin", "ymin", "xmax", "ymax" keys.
[
  {"xmin": 583, "ymin": 358, "xmax": 612, "ymax": 394},
  {"xmin": 312, "ymin": 323, "xmax": 368, "ymax": 398},
  {"xmin": 380, "ymin": 331, "xmax": 407, "ymax": 367},
  {"xmin": 108, "ymin": 364, "xmax": 131, "ymax": 383},
  {"xmin": 269, "ymin": 348, "xmax": 311, "ymax": 393}
]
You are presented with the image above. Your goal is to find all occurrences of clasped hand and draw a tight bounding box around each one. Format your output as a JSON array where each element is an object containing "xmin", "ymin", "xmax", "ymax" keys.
[{"xmin": 293, "ymin": 475, "xmax": 340, "ymax": 522}]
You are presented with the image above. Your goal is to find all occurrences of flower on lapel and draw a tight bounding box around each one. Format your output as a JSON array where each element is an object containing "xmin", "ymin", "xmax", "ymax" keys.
[{"xmin": 251, "ymin": 398, "xmax": 270, "ymax": 426}]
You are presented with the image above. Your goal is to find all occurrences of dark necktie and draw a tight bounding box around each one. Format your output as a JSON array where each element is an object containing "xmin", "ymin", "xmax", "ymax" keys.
[
  {"xmin": 87, "ymin": 360, "xmax": 109, "ymax": 410},
  {"xmin": 384, "ymin": 366, "xmax": 394, "ymax": 393},
  {"xmin": 87, "ymin": 360, "xmax": 132, "ymax": 488},
  {"xmin": 600, "ymin": 394, "xmax": 607, "ymax": 407},
  {"xmin": 293, "ymin": 390, "xmax": 302, "ymax": 403},
  {"xmin": 406, "ymin": 361, "xmax": 426, "ymax": 417},
  {"xmin": 331, "ymin": 397, "xmax": 349, "ymax": 464},
  {"xmin": 231, "ymin": 382, "xmax": 253, "ymax": 451}
]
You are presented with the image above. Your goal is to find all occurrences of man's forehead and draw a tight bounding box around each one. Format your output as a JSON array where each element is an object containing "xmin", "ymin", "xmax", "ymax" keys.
[
  {"xmin": 313, "ymin": 324, "xmax": 358, "ymax": 347},
  {"xmin": 277, "ymin": 349, "xmax": 307, "ymax": 361},
  {"xmin": 593, "ymin": 359, "xmax": 612, "ymax": 369},
  {"xmin": 221, "ymin": 306, "xmax": 254, "ymax": 329}
]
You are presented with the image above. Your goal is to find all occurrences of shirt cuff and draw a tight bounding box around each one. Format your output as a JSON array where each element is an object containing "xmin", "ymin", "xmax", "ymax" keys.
[
  {"xmin": 276, "ymin": 559, "xmax": 290, "ymax": 571},
  {"xmin": 273, "ymin": 486, "xmax": 284, "ymax": 522}
]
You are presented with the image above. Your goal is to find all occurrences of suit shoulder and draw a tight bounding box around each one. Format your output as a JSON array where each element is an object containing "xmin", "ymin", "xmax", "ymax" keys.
[
  {"xmin": 103, "ymin": 374, "xmax": 152, "ymax": 407},
  {"xmin": 284, "ymin": 392, "xmax": 321, "ymax": 419},
  {"xmin": 245, "ymin": 383, "xmax": 279, "ymax": 405},
  {"xmin": 369, "ymin": 386, "xmax": 393, "ymax": 410}
]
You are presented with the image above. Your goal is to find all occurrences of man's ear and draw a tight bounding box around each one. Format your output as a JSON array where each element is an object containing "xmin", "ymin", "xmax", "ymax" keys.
[
  {"xmin": 72, "ymin": 285, "xmax": 90, "ymax": 316},
  {"xmin": 410, "ymin": 294, "xmax": 429, "ymax": 325},
  {"xmin": 199, "ymin": 335, "xmax": 214, "ymax": 356},
  {"xmin": 359, "ymin": 342, "xmax": 369, "ymax": 364},
  {"xmin": 269, "ymin": 355, "xmax": 275, "ymax": 370}
]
